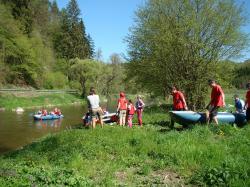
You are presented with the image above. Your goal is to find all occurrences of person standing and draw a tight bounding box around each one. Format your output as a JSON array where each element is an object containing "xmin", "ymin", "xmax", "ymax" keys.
[
  {"xmin": 171, "ymin": 86, "xmax": 188, "ymax": 111},
  {"xmin": 127, "ymin": 99, "xmax": 136, "ymax": 128},
  {"xmin": 135, "ymin": 95, "xmax": 145, "ymax": 126},
  {"xmin": 244, "ymin": 83, "xmax": 250, "ymax": 123},
  {"xmin": 87, "ymin": 87, "xmax": 103, "ymax": 128},
  {"xmin": 117, "ymin": 92, "xmax": 127, "ymax": 126},
  {"xmin": 206, "ymin": 80, "xmax": 225, "ymax": 125}
]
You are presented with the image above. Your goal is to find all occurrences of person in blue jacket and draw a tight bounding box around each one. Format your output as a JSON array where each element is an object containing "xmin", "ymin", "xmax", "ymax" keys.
[{"xmin": 234, "ymin": 94, "xmax": 245, "ymax": 113}]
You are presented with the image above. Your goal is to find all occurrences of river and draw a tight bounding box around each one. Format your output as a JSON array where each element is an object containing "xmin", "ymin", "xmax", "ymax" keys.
[{"xmin": 0, "ymin": 105, "xmax": 88, "ymax": 154}]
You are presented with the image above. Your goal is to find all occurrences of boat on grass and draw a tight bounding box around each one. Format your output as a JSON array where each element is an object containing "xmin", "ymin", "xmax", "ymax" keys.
[
  {"xmin": 82, "ymin": 112, "xmax": 118, "ymax": 125},
  {"xmin": 169, "ymin": 111, "xmax": 246, "ymax": 126},
  {"xmin": 33, "ymin": 114, "xmax": 64, "ymax": 120}
]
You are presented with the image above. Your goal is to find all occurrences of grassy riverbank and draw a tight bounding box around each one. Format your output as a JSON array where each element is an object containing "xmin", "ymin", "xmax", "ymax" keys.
[
  {"xmin": 0, "ymin": 93, "xmax": 84, "ymax": 110},
  {"xmin": 0, "ymin": 106, "xmax": 249, "ymax": 186}
]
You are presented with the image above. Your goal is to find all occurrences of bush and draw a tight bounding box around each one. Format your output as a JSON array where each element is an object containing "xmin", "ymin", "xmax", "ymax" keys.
[{"xmin": 43, "ymin": 72, "xmax": 68, "ymax": 89}]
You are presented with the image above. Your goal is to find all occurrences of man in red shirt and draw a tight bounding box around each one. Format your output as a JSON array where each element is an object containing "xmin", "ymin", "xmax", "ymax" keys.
[
  {"xmin": 244, "ymin": 83, "xmax": 250, "ymax": 123},
  {"xmin": 206, "ymin": 79, "xmax": 225, "ymax": 125},
  {"xmin": 172, "ymin": 86, "xmax": 188, "ymax": 111}
]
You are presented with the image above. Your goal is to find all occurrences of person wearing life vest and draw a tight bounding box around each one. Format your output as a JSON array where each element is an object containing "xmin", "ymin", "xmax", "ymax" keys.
[
  {"xmin": 206, "ymin": 79, "xmax": 225, "ymax": 125},
  {"xmin": 171, "ymin": 86, "xmax": 188, "ymax": 111},
  {"xmin": 135, "ymin": 95, "xmax": 145, "ymax": 126},
  {"xmin": 244, "ymin": 83, "xmax": 250, "ymax": 123},
  {"xmin": 127, "ymin": 99, "xmax": 136, "ymax": 128},
  {"xmin": 117, "ymin": 92, "xmax": 128, "ymax": 126}
]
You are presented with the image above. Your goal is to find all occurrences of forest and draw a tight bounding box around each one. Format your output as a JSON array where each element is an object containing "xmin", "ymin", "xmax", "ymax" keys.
[{"xmin": 0, "ymin": 0, "xmax": 249, "ymax": 106}]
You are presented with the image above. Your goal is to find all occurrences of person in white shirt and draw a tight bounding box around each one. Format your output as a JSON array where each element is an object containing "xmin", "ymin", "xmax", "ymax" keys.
[{"xmin": 87, "ymin": 87, "xmax": 103, "ymax": 128}]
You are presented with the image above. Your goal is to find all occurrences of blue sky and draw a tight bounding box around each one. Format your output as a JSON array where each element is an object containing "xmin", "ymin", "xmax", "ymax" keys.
[{"xmin": 57, "ymin": 0, "xmax": 250, "ymax": 62}]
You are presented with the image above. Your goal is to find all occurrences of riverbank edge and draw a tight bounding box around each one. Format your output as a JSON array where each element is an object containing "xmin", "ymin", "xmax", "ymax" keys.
[{"xmin": 0, "ymin": 93, "xmax": 86, "ymax": 111}]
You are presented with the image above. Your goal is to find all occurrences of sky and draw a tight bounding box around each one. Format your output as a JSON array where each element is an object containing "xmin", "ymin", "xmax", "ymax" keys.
[{"xmin": 57, "ymin": 0, "xmax": 250, "ymax": 63}]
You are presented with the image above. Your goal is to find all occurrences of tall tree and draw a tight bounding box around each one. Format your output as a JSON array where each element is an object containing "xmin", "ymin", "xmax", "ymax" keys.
[
  {"xmin": 53, "ymin": 0, "xmax": 93, "ymax": 60},
  {"xmin": 126, "ymin": 0, "xmax": 249, "ymax": 109}
]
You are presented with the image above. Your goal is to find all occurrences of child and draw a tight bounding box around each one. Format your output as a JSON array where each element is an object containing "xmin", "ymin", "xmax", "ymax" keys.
[
  {"xmin": 83, "ymin": 111, "xmax": 91, "ymax": 126},
  {"xmin": 127, "ymin": 99, "xmax": 136, "ymax": 128}
]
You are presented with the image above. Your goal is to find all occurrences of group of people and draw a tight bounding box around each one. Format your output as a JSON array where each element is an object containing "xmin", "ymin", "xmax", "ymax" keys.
[
  {"xmin": 86, "ymin": 80, "xmax": 250, "ymax": 128},
  {"xmin": 38, "ymin": 107, "xmax": 62, "ymax": 116},
  {"xmin": 116, "ymin": 92, "xmax": 145, "ymax": 128},
  {"xmin": 86, "ymin": 87, "xmax": 145, "ymax": 128},
  {"xmin": 171, "ymin": 79, "xmax": 250, "ymax": 125}
]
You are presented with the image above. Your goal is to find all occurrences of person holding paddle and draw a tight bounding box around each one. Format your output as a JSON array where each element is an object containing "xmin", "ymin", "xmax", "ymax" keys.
[{"xmin": 206, "ymin": 79, "xmax": 225, "ymax": 125}]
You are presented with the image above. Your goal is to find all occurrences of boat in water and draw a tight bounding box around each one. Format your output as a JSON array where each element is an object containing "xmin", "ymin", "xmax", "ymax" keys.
[
  {"xmin": 169, "ymin": 111, "xmax": 246, "ymax": 126},
  {"xmin": 33, "ymin": 114, "xmax": 64, "ymax": 120}
]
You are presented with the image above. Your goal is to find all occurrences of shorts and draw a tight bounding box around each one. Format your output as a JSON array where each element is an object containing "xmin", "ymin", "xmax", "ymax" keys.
[
  {"xmin": 209, "ymin": 106, "xmax": 219, "ymax": 118},
  {"xmin": 119, "ymin": 110, "xmax": 127, "ymax": 118},
  {"xmin": 90, "ymin": 107, "xmax": 103, "ymax": 119},
  {"xmin": 246, "ymin": 108, "xmax": 250, "ymax": 121}
]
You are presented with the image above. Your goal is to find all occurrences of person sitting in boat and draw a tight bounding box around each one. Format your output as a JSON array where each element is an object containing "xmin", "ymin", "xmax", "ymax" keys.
[
  {"xmin": 83, "ymin": 111, "xmax": 91, "ymax": 126},
  {"xmin": 234, "ymin": 94, "xmax": 245, "ymax": 113},
  {"xmin": 37, "ymin": 109, "xmax": 42, "ymax": 115},
  {"xmin": 54, "ymin": 108, "xmax": 61, "ymax": 115},
  {"xmin": 102, "ymin": 107, "xmax": 109, "ymax": 116},
  {"xmin": 42, "ymin": 109, "xmax": 48, "ymax": 116}
]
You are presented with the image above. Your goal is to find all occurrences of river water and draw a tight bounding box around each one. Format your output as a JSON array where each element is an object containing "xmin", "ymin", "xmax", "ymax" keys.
[{"xmin": 0, "ymin": 105, "xmax": 88, "ymax": 154}]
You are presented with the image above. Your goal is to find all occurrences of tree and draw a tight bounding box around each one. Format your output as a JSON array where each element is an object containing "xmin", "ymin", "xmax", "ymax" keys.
[
  {"xmin": 126, "ymin": 0, "xmax": 249, "ymax": 109},
  {"xmin": 68, "ymin": 58, "xmax": 103, "ymax": 97},
  {"xmin": 53, "ymin": 0, "xmax": 93, "ymax": 60},
  {"xmin": 233, "ymin": 60, "xmax": 250, "ymax": 88}
]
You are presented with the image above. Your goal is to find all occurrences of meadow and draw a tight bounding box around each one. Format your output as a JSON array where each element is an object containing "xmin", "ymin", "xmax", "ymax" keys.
[{"xmin": 0, "ymin": 104, "xmax": 249, "ymax": 186}]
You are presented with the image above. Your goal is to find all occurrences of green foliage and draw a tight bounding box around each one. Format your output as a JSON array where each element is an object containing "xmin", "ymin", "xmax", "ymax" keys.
[
  {"xmin": 53, "ymin": 0, "xmax": 93, "ymax": 60},
  {"xmin": 0, "ymin": 0, "xmax": 95, "ymax": 89},
  {"xmin": 68, "ymin": 58, "xmax": 104, "ymax": 96},
  {"xmin": 0, "ymin": 93, "xmax": 84, "ymax": 110},
  {"xmin": 126, "ymin": 0, "xmax": 249, "ymax": 109},
  {"xmin": 43, "ymin": 72, "xmax": 68, "ymax": 89},
  {"xmin": 215, "ymin": 61, "xmax": 237, "ymax": 89},
  {"xmin": 233, "ymin": 60, "xmax": 250, "ymax": 88}
]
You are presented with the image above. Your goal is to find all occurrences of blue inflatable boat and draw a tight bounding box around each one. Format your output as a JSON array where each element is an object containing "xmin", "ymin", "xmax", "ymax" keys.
[
  {"xmin": 33, "ymin": 114, "xmax": 64, "ymax": 120},
  {"xmin": 169, "ymin": 111, "xmax": 246, "ymax": 126}
]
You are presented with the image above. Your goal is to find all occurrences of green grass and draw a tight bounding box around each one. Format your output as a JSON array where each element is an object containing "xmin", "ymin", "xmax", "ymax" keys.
[
  {"xmin": 0, "ymin": 107, "xmax": 249, "ymax": 186},
  {"xmin": 0, "ymin": 93, "xmax": 84, "ymax": 110}
]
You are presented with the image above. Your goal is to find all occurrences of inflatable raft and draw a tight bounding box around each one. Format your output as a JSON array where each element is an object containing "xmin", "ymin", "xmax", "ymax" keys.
[
  {"xmin": 82, "ymin": 112, "xmax": 118, "ymax": 125},
  {"xmin": 33, "ymin": 114, "xmax": 64, "ymax": 120},
  {"xmin": 169, "ymin": 111, "xmax": 246, "ymax": 126}
]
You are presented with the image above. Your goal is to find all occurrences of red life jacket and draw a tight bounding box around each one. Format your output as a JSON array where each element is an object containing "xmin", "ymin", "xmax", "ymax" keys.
[
  {"xmin": 128, "ymin": 103, "xmax": 135, "ymax": 115},
  {"xmin": 118, "ymin": 98, "xmax": 127, "ymax": 110}
]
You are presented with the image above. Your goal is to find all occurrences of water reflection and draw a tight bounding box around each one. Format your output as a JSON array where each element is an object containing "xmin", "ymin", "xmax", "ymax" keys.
[
  {"xmin": 0, "ymin": 105, "xmax": 87, "ymax": 154},
  {"xmin": 34, "ymin": 119, "xmax": 62, "ymax": 129}
]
